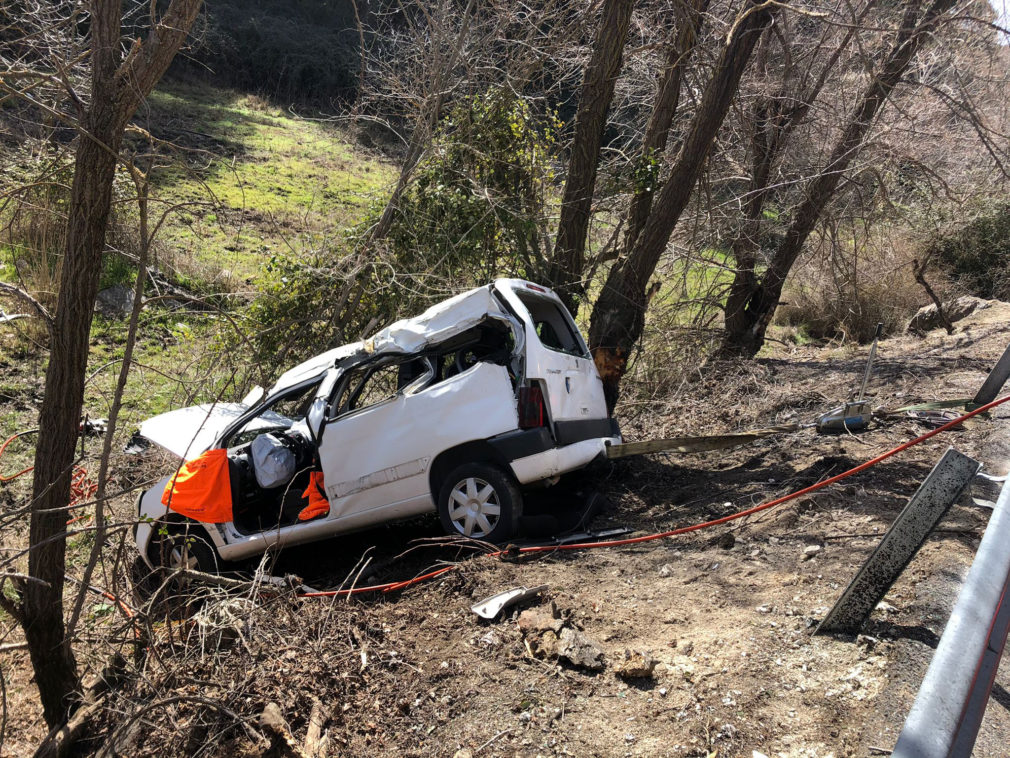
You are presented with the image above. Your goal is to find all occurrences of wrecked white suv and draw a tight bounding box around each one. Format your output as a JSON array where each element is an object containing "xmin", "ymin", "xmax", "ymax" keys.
[{"xmin": 135, "ymin": 279, "xmax": 620, "ymax": 571}]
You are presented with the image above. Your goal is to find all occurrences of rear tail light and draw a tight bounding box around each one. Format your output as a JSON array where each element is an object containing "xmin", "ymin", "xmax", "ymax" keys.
[{"xmin": 518, "ymin": 385, "xmax": 546, "ymax": 429}]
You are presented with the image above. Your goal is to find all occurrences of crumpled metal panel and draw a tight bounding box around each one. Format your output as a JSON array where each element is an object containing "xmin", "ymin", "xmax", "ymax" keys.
[{"xmin": 366, "ymin": 287, "xmax": 511, "ymax": 355}]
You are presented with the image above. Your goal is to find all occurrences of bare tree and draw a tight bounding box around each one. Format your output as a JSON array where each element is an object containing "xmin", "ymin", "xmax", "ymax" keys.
[
  {"xmin": 1, "ymin": 0, "xmax": 202, "ymax": 728},
  {"xmin": 586, "ymin": 0, "xmax": 778, "ymax": 410},
  {"xmin": 718, "ymin": 0, "xmax": 960, "ymax": 357},
  {"xmin": 550, "ymin": 0, "xmax": 635, "ymax": 312}
]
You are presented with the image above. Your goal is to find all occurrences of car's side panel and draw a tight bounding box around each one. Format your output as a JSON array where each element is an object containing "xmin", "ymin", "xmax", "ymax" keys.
[{"xmin": 317, "ymin": 361, "xmax": 519, "ymax": 520}]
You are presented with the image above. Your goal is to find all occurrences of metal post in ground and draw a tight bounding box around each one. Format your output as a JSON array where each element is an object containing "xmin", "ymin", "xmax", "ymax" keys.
[{"xmin": 816, "ymin": 447, "xmax": 981, "ymax": 635}]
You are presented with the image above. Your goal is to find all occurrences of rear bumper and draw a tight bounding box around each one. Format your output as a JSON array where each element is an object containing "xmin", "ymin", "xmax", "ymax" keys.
[
  {"xmin": 508, "ymin": 434, "xmax": 621, "ymax": 485},
  {"xmin": 553, "ymin": 417, "xmax": 621, "ymax": 446},
  {"xmin": 488, "ymin": 417, "xmax": 621, "ymax": 463}
]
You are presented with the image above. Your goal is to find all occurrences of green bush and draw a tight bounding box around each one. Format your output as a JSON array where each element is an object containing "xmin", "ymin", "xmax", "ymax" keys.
[
  {"xmin": 243, "ymin": 88, "xmax": 558, "ymax": 370},
  {"xmin": 244, "ymin": 240, "xmax": 404, "ymax": 372},
  {"xmin": 929, "ymin": 204, "xmax": 1010, "ymax": 300},
  {"xmin": 385, "ymin": 88, "xmax": 558, "ymax": 293}
]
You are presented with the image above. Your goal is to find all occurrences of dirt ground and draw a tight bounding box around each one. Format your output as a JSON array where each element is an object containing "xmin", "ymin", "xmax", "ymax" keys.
[{"xmin": 4, "ymin": 303, "xmax": 1010, "ymax": 756}]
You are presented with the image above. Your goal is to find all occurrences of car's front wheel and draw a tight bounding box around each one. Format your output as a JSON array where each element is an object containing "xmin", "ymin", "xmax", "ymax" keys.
[
  {"xmin": 438, "ymin": 462, "xmax": 522, "ymax": 542},
  {"xmin": 148, "ymin": 525, "xmax": 219, "ymax": 574}
]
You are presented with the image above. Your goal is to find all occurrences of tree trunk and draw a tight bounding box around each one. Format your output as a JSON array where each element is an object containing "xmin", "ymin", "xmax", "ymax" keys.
[
  {"xmin": 25, "ymin": 107, "xmax": 123, "ymax": 731},
  {"xmin": 21, "ymin": 0, "xmax": 203, "ymax": 728},
  {"xmin": 719, "ymin": 0, "xmax": 955, "ymax": 358},
  {"xmin": 621, "ymin": 0, "xmax": 709, "ymax": 256},
  {"xmin": 588, "ymin": 0, "xmax": 776, "ymax": 411},
  {"xmin": 550, "ymin": 0, "xmax": 634, "ymax": 313}
]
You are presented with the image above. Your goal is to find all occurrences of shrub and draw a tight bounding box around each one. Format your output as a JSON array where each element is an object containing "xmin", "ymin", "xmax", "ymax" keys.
[
  {"xmin": 773, "ymin": 237, "xmax": 928, "ymax": 343},
  {"xmin": 244, "ymin": 239, "xmax": 405, "ymax": 374},
  {"xmin": 385, "ymin": 88, "xmax": 558, "ymax": 296},
  {"xmin": 243, "ymin": 89, "xmax": 559, "ymax": 371},
  {"xmin": 928, "ymin": 204, "xmax": 1010, "ymax": 300}
]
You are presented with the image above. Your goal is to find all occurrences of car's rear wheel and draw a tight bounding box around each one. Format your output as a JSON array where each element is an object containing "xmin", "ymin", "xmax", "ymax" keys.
[{"xmin": 438, "ymin": 462, "xmax": 521, "ymax": 542}]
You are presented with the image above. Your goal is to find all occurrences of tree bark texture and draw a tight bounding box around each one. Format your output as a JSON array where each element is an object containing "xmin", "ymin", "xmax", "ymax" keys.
[
  {"xmin": 719, "ymin": 0, "xmax": 956, "ymax": 358},
  {"xmin": 621, "ymin": 0, "xmax": 709, "ymax": 257},
  {"xmin": 550, "ymin": 0, "xmax": 634, "ymax": 313},
  {"xmin": 24, "ymin": 0, "xmax": 202, "ymax": 728},
  {"xmin": 588, "ymin": 0, "xmax": 777, "ymax": 411}
]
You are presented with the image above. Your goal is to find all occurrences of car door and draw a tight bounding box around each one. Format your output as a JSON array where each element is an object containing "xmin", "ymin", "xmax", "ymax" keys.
[
  {"xmin": 495, "ymin": 282, "xmax": 608, "ymax": 428},
  {"xmin": 315, "ymin": 357, "xmax": 519, "ymax": 525}
]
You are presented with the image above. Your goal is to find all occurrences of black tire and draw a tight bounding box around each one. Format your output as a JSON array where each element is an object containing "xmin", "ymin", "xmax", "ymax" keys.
[
  {"xmin": 147, "ymin": 524, "xmax": 219, "ymax": 574},
  {"xmin": 437, "ymin": 462, "xmax": 522, "ymax": 543}
]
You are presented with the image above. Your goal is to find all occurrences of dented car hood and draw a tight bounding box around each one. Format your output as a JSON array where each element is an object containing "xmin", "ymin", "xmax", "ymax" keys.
[{"xmin": 138, "ymin": 403, "xmax": 292, "ymax": 459}]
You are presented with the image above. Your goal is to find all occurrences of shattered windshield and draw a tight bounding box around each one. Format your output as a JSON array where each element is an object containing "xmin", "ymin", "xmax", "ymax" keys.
[{"xmin": 225, "ymin": 380, "xmax": 322, "ymax": 448}]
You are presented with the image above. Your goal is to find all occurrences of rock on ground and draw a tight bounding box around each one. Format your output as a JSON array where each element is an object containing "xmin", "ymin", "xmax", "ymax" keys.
[
  {"xmin": 557, "ymin": 628, "xmax": 605, "ymax": 670},
  {"xmin": 906, "ymin": 295, "xmax": 994, "ymax": 334},
  {"xmin": 95, "ymin": 284, "xmax": 136, "ymax": 317},
  {"xmin": 613, "ymin": 649, "xmax": 657, "ymax": 679}
]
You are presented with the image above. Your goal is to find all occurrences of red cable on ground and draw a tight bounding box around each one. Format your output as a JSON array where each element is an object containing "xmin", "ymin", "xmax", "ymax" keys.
[
  {"xmin": 299, "ymin": 393, "xmax": 1010, "ymax": 599},
  {"xmin": 0, "ymin": 430, "xmax": 97, "ymax": 520},
  {"xmin": 0, "ymin": 431, "xmax": 35, "ymax": 483}
]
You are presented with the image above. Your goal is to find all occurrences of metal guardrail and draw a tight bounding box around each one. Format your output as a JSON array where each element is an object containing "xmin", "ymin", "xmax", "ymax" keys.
[{"xmin": 891, "ymin": 464, "xmax": 1010, "ymax": 758}]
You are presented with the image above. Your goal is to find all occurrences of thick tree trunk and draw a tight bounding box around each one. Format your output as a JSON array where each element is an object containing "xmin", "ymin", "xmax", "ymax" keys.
[
  {"xmin": 550, "ymin": 0, "xmax": 634, "ymax": 313},
  {"xmin": 25, "ymin": 111, "xmax": 123, "ymax": 730},
  {"xmin": 719, "ymin": 0, "xmax": 955, "ymax": 358},
  {"xmin": 588, "ymin": 0, "xmax": 776, "ymax": 411},
  {"xmin": 21, "ymin": 0, "xmax": 203, "ymax": 728}
]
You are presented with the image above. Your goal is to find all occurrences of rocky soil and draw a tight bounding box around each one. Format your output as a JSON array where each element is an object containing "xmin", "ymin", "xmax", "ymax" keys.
[{"xmin": 3, "ymin": 304, "xmax": 1010, "ymax": 756}]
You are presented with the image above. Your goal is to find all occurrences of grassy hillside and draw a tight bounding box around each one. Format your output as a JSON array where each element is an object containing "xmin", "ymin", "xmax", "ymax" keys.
[
  {"xmin": 137, "ymin": 80, "xmax": 394, "ymax": 282},
  {"xmin": 1, "ymin": 80, "xmax": 396, "ymax": 490}
]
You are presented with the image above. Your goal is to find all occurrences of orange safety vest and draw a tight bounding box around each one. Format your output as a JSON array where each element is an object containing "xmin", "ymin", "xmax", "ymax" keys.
[
  {"xmin": 299, "ymin": 470, "xmax": 329, "ymax": 521},
  {"xmin": 161, "ymin": 448, "xmax": 234, "ymax": 523}
]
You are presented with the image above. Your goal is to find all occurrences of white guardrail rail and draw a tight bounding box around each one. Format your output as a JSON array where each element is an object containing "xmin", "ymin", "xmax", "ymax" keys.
[{"xmin": 891, "ymin": 468, "xmax": 1010, "ymax": 757}]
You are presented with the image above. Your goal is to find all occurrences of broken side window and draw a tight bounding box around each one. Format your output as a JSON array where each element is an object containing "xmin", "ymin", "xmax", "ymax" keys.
[
  {"xmin": 329, "ymin": 357, "xmax": 431, "ymax": 418},
  {"xmin": 514, "ymin": 291, "xmax": 588, "ymax": 358},
  {"xmin": 426, "ymin": 321, "xmax": 515, "ymax": 387}
]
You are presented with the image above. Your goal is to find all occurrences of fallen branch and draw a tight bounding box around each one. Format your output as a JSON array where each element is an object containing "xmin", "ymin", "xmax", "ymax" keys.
[
  {"xmin": 260, "ymin": 702, "xmax": 310, "ymax": 758},
  {"xmin": 304, "ymin": 699, "xmax": 327, "ymax": 758},
  {"xmin": 0, "ymin": 283, "xmax": 52, "ymax": 329},
  {"xmin": 166, "ymin": 567, "xmax": 314, "ymax": 596},
  {"xmin": 33, "ymin": 654, "xmax": 126, "ymax": 758}
]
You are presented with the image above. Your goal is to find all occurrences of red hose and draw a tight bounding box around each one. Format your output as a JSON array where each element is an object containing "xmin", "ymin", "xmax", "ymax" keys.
[
  {"xmin": 0, "ymin": 431, "xmax": 97, "ymax": 519},
  {"xmin": 299, "ymin": 393, "xmax": 1010, "ymax": 599},
  {"xmin": 0, "ymin": 431, "xmax": 35, "ymax": 483}
]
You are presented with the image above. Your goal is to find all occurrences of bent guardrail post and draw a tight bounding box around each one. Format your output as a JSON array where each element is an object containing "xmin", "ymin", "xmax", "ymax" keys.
[
  {"xmin": 816, "ymin": 447, "xmax": 981, "ymax": 635},
  {"xmin": 973, "ymin": 340, "xmax": 1010, "ymax": 406},
  {"xmin": 891, "ymin": 460, "xmax": 1010, "ymax": 758}
]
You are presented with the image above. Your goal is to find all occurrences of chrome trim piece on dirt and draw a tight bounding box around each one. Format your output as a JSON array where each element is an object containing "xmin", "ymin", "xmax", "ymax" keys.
[
  {"xmin": 891, "ymin": 456, "xmax": 1010, "ymax": 758},
  {"xmin": 817, "ymin": 447, "xmax": 981, "ymax": 635},
  {"xmin": 471, "ymin": 585, "xmax": 548, "ymax": 619}
]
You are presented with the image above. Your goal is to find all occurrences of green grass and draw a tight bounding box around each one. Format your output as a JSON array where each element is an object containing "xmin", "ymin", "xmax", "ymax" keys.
[{"xmin": 137, "ymin": 80, "xmax": 394, "ymax": 279}]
